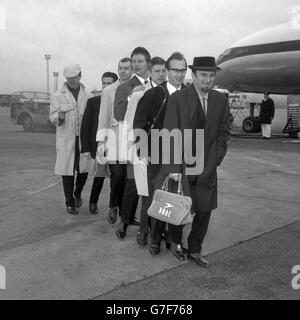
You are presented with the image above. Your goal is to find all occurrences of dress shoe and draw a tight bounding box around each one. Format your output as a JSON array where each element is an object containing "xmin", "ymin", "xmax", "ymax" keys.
[
  {"xmin": 149, "ymin": 243, "xmax": 160, "ymax": 255},
  {"xmin": 187, "ymin": 253, "xmax": 211, "ymax": 268},
  {"xmin": 171, "ymin": 243, "xmax": 185, "ymax": 261},
  {"xmin": 89, "ymin": 203, "xmax": 98, "ymax": 215},
  {"xmin": 130, "ymin": 218, "xmax": 140, "ymax": 226},
  {"xmin": 161, "ymin": 233, "xmax": 171, "ymax": 250},
  {"xmin": 67, "ymin": 206, "xmax": 79, "ymax": 215},
  {"xmin": 74, "ymin": 195, "xmax": 83, "ymax": 208},
  {"xmin": 115, "ymin": 222, "xmax": 127, "ymax": 240},
  {"xmin": 136, "ymin": 231, "xmax": 147, "ymax": 246},
  {"xmin": 107, "ymin": 207, "xmax": 118, "ymax": 224}
]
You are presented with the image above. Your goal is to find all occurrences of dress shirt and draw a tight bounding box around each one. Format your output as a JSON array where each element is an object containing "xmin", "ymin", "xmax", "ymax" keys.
[
  {"xmin": 166, "ymin": 82, "xmax": 181, "ymax": 96},
  {"xmin": 132, "ymin": 74, "xmax": 150, "ymax": 85}
]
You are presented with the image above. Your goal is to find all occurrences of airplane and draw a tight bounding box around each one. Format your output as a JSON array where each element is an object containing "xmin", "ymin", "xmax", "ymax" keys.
[{"xmin": 215, "ymin": 22, "xmax": 300, "ymax": 136}]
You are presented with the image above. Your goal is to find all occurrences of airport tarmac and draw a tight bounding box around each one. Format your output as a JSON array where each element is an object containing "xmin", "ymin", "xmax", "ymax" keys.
[{"xmin": 0, "ymin": 107, "xmax": 299, "ymax": 300}]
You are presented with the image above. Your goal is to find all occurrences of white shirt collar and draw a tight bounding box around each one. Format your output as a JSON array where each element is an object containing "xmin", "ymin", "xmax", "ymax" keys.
[
  {"xmin": 167, "ymin": 82, "xmax": 181, "ymax": 95},
  {"xmin": 132, "ymin": 74, "xmax": 150, "ymax": 85},
  {"xmin": 151, "ymin": 79, "xmax": 158, "ymax": 88}
]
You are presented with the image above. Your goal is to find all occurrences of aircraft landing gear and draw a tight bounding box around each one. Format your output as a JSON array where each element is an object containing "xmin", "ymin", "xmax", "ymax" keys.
[{"xmin": 243, "ymin": 116, "xmax": 261, "ymax": 133}]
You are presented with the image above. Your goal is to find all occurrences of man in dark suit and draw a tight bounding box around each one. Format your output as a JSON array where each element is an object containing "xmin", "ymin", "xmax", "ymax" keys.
[
  {"xmin": 80, "ymin": 72, "xmax": 118, "ymax": 214},
  {"xmin": 113, "ymin": 47, "xmax": 152, "ymax": 240},
  {"xmin": 133, "ymin": 52, "xmax": 187, "ymax": 252},
  {"xmin": 161, "ymin": 57, "xmax": 231, "ymax": 268},
  {"xmin": 259, "ymin": 91, "xmax": 275, "ymax": 139}
]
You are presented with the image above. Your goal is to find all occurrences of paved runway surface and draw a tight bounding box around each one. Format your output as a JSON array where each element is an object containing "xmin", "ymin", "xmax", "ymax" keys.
[{"xmin": 0, "ymin": 107, "xmax": 299, "ymax": 300}]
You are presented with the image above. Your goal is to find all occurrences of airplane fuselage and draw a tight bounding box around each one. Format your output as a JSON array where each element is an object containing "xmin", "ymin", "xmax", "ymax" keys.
[{"xmin": 215, "ymin": 23, "xmax": 300, "ymax": 95}]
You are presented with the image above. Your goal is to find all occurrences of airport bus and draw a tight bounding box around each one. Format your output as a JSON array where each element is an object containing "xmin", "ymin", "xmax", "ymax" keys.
[{"xmin": 10, "ymin": 91, "xmax": 55, "ymax": 132}]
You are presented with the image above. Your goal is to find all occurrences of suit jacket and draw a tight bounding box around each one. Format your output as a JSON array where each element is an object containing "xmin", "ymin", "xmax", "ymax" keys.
[
  {"xmin": 160, "ymin": 84, "xmax": 231, "ymax": 212},
  {"xmin": 133, "ymin": 82, "xmax": 187, "ymax": 178},
  {"xmin": 80, "ymin": 95, "xmax": 101, "ymax": 159},
  {"xmin": 114, "ymin": 76, "xmax": 142, "ymax": 121},
  {"xmin": 259, "ymin": 98, "xmax": 275, "ymax": 124}
]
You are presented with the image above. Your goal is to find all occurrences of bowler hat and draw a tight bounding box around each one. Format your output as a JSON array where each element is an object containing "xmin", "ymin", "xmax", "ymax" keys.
[{"xmin": 189, "ymin": 57, "xmax": 220, "ymax": 71}]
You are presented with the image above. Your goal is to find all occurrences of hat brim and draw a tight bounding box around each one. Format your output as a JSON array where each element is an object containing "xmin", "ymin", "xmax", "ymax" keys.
[
  {"xmin": 189, "ymin": 66, "xmax": 221, "ymax": 71},
  {"xmin": 64, "ymin": 72, "xmax": 81, "ymax": 78}
]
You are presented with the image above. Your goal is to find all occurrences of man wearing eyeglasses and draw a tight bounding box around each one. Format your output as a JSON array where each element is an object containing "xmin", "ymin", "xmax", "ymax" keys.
[{"xmin": 133, "ymin": 52, "xmax": 187, "ymax": 253}]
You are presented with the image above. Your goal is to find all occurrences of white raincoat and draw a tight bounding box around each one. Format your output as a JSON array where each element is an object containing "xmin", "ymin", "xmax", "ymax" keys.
[{"xmin": 49, "ymin": 83, "xmax": 92, "ymax": 176}]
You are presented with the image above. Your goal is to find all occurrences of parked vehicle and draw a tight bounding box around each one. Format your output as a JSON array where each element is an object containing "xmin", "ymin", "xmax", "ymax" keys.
[
  {"xmin": 0, "ymin": 94, "xmax": 11, "ymax": 107},
  {"xmin": 10, "ymin": 91, "xmax": 55, "ymax": 132}
]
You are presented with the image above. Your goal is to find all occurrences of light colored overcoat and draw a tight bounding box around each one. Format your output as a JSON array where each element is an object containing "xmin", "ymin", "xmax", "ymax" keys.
[{"xmin": 49, "ymin": 82, "xmax": 92, "ymax": 176}]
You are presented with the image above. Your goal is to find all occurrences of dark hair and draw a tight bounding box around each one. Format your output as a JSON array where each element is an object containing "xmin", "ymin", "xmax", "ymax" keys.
[
  {"xmin": 149, "ymin": 57, "xmax": 166, "ymax": 70},
  {"xmin": 130, "ymin": 47, "xmax": 151, "ymax": 64},
  {"xmin": 166, "ymin": 52, "xmax": 187, "ymax": 70},
  {"xmin": 102, "ymin": 72, "xmax": 118, "ymax": 83},
  {"xmin": 119, "ymin": 57, "xmax": 132, "ymax": 65}
]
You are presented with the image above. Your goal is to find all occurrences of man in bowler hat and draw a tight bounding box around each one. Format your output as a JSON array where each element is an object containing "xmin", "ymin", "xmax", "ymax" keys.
[{"xmin": 161, "ymin": 56, "xmax": 231, "ymax": 267}]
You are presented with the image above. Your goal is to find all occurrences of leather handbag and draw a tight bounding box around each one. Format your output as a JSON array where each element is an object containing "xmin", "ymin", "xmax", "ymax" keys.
[{"xmin": 147, "ymin": 175, "xmax": 194, "ymax": 226}]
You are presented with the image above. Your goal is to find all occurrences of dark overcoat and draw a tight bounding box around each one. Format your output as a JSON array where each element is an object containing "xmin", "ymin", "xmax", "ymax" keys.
[
  {"xmin": 159, "ymin": 84, "xmax": 231, "ymax": 212},
  {"xmin": 80, "ymin": 95, "xmax": 101, "ymax": 159},
  {"xmin": 259, "ymin": 98, "xmax": 275, "ymax": 124}
]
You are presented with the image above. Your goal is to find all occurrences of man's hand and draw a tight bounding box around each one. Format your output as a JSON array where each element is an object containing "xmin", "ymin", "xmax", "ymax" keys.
[
  {"xmin": 82, "ymin": 152, "xmax": 91, "ymax": 160},
  {"xmin": 140, "ymin": 157, "xmax": 149, "ymax": 165},
  {"xmin": 169, "ymin": 173, "xmax": 181, "ymax": 182},
  {"xmin": 58, "ymin": 111, "xmax": 66, "ymax": 125},
  {"xmin": 58, "ymin": 111, "xmax": 65, "ymax": 120},
  {"xmin": 96, "ymin": 143, "xmax": 107, "ymax": 165}
]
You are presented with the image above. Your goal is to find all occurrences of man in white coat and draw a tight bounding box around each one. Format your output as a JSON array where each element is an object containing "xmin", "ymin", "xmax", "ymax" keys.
[
  {"xmin": 96, "ymin": 58, "xmax": 132, "ymax": 223},
  {"xmin": 49, "ymin": 63, "xmax": 92, "ymax": 215}
]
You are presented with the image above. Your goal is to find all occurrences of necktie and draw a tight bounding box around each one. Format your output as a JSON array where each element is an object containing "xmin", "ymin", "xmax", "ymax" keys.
[
  {"xmin": 202, "ymin": 97, "xmax": 207, "ymax": 116},
  {"xmin": 144, "ymin": 80, "xmax": 149, "ymax": 85}
]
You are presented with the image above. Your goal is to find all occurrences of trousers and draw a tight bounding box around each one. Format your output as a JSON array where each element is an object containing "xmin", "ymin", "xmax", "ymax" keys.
[
  {"xmin": 120, "ymin": 164, "xmax": 139, "ymax": 225},
  {"xmin": 109, "ymin": 163, "xmax": 126, "ymax": 210},
  {"xmin": 168, "ymin": 210, "xmax": 211, "ymax": 254},
  {"xmin": 90, "ymin": 177, "xmax": 105, "ymax": 204},
  {"xmin": 261, "ymin": 124, "xmax": 272, "ymax": 138},
  {"xmin": 62, "ymin": 136, "xmax": 88, "ymax": 207},
  {"xmin": 167, "ymin": 181, "xmax": 211, "ymax": 254}
]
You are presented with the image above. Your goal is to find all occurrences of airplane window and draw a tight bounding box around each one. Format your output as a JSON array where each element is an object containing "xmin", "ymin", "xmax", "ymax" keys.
[{"xmin": 220, "ymin": 48, "xmax": 232, "ymax": 57}]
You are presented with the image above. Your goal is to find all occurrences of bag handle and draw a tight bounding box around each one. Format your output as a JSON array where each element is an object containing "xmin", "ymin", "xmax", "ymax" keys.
[
  {"xmin": 162, "ymin": 175, "xmax": 183, "ymax": 195},
  {"xmin": 147, "ymin": 86, "xmax": 167, "ymax": 136}
]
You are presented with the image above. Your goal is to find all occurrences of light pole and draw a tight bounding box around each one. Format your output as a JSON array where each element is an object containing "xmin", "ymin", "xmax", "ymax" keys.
[
  {"xmin": 53, "ymin": 72, "xmax": 59, "ymax": 92},
  {"xmin": 45, "ymin": 54, "xmax": 51, "ymax": 97}
]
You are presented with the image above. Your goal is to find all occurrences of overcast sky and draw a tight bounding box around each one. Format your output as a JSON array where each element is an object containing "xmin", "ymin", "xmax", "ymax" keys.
[{"xmin": 0, "ymin": 0, "xmax": 299, "ymax": 93}]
